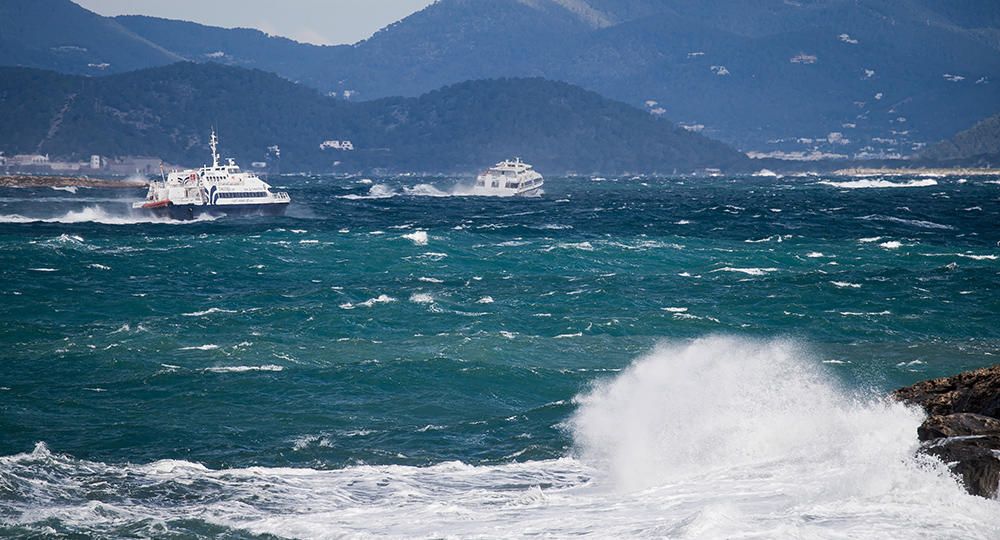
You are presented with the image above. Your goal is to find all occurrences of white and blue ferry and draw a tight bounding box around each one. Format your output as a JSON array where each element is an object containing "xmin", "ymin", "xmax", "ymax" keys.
[{"xmin": 133, "ymin": 130, "xmax": 290, "ymax": 219}]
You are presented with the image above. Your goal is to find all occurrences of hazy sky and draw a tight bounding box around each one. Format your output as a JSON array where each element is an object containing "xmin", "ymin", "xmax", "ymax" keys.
[{"xmin": 75, "ymin": 0, "xmax": 436, "ymax": 45}]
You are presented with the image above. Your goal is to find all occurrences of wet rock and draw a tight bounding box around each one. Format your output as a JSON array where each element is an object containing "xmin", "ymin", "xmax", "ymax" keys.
[
  {"xmin": 919, "ymin": 435, "xmax": 1000, "ymax": 498},
  {"xmin": 892, "ymin": 366, "xmax": 1000, "ymax": 417},
  {"xmin": 917, "ymin": 413, "xmax": 1000, "ymax": 441},
  {"xmin": 894, "ymin": 365, "xmax": 1000, "ymax": 498}
]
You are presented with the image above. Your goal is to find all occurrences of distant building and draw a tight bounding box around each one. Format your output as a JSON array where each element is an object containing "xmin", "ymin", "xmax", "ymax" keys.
[
  {"xmin": 12, "ymin": 154, "xmax": 50, "ymax": 166},
  {"xmin": 320, "ymin": 140, "xmax": 355, "ymax": 151},
  {"xmin": 49, "ymin": 161, "xmax": 82, "ymax": 171},
  {"xmin": 251, "ymin": 162, "xmax": 268, "ymax": 169},
  {"xmin": 107, "ymin": 156, "xmax": 161, "ymax": 176},
  {"xmin": 90, "ymin": 155, "xmax": 104, "ymax": 169}
]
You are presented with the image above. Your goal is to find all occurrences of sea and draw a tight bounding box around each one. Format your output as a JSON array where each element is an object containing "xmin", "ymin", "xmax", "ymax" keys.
[{"xmin": 1, "ymin": 174, "xmax": 998, "ymax": 538}]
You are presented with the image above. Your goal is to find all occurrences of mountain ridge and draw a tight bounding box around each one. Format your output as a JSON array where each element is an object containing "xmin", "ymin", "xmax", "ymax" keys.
[
  {"xmin": 0, "ymin": 62, "xmax": 748, "ymax": 174},
  {"xmin": 3, "ymin": 0, "xmax": 998, "ymax": 159},
  {"xmin": 921, "ymin": 114, "xmax": 1000, "ymax": 165}
]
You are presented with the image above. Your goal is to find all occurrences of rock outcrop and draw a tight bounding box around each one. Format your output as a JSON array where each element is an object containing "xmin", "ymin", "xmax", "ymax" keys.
[
  {"xmin": 893, "ymin": 366, "xmax": 1000, "ymax": 417},
  {"xmin": 917, "ymin": 413, "xmax": 1000, "ymax": 441},
  {"xmin": 893, "ymin": 366, "xmax": 1000, "ymax": 498}
]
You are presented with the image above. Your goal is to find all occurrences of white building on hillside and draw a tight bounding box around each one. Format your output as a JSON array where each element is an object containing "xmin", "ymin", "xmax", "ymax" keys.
[{"xmin": 320, "ymin": 140, "xmax": 355, "ymax": 151}]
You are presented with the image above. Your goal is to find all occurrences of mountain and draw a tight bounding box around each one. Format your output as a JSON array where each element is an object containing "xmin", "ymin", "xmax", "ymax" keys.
[
  {"xmin": 921, "ymin": 114, "xmax": 1000, "ymax": 165},
  {"xmin": 0, "ymin": 0, "xmax": 181, "ymax": 74},
  {"xmin": 114, "ymin": 0, "xmax": 1000, "ymax": 157},
  {"xmin": 4, "ymin": 1, "xmax": 998, "ymax": 158},
  {"xmin": 0, "ymin": 63, "xmax": 746, "ymax": 174},
  {"xmin": 112, "ymin": 15, "xmax": 338, "ymax": 92}
]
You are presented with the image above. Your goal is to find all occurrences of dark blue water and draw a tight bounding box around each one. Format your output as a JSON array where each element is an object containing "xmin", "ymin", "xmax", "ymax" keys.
[{"xmin": 1, "ymin": 175, "xmax": 998, "ymax": 538}]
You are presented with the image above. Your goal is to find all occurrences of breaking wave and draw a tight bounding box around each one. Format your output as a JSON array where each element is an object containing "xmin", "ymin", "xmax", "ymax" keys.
[
  {"xmin": 3, "ymin": 337, "xmax": 997, "ymax": 538},
  {"xmin": 338, "ymin": 182, "xmax": 532, "ymax": 200},
  {"xmin": 818, "ymin": 179, "xmax": 938, "ymax": 189},
  {"xmin": 0, "ymin": 206, "xmax": 217, "ymax": 225}
]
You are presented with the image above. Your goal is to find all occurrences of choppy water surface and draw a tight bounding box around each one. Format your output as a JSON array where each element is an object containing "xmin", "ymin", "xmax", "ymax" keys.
[{"xmin": 1, "ymin": 175, "xmax": 998, "ymax": 538}]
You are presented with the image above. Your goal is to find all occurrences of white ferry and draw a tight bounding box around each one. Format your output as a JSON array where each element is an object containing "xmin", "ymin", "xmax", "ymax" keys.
[
  {"xmin": 474, "ymin": 158, "xmax": 544, "ymax": 197},
  {"xmin": 133, "ymin": 130, "xmax": 290, "ymax": 219}
]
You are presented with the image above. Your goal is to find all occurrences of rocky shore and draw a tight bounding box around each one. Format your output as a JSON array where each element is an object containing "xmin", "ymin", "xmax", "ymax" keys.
[
  {"xmin": 894, "ymin": 366, "xmax": 1000, "ymax": 498},
  {"xmin": 0, "ymin": 175, "xmax": 147, "ymax": 188}
]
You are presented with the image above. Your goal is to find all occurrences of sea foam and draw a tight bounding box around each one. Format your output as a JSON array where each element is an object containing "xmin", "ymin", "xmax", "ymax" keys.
[
  {"xmin": 0, "ymin": 206, "xmax": 217, "ymax": 225},
  {"xmin": 818, "ymin": 179, "xmax": 938, "ymax": 189},
  {"xmin": 4, "ymin": 338, "xmax": 998, "ymax": 538}
]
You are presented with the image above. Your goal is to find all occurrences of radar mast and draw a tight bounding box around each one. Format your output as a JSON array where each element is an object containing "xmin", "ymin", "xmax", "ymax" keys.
[{"xmin": 210, "ymin": 129, "xmax": 220, "ymax": 168}]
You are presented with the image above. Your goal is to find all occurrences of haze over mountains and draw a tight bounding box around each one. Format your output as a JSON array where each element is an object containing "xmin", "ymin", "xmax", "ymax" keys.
[{"xmin": 2, "ymin": 0, "xmax": 998, "ymax": 170}]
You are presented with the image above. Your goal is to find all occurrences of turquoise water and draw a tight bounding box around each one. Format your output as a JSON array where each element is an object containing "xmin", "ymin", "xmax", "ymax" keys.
[{"xmin": 1, "ymin": 175, "xmax": 999, "ymax": 537}]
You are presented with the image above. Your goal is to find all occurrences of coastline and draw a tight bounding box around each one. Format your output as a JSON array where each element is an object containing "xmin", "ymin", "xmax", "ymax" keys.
[
  {"xmin": 833, "ymin": 167, "xmax": 999, "ymax": 177},
  {"xmin": 0, "ymin": 174, "xmax": 147, "ymax": 189}
]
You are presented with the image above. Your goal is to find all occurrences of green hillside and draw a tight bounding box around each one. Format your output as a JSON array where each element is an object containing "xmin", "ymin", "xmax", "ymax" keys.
[
  {"xmin": 0, "ymin": 0, "xmax": 181, "ymax": 74},
  {"xmin": 921, "ymin": 114, "xmax": 1000, "ymax": 165},
  {"xmin": 0, "ymin": 63, "xmax": 747, "ymax": 174}
]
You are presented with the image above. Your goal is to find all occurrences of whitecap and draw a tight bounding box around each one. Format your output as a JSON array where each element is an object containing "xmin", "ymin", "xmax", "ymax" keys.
[
  {"xmin": 358, "ymin": 295, "xmax": 397, "ymax": 308},
  {"xmin": 860, "ymin": 214, "xmax": 954, "ymax": 230},
  {"xmin": 711, "ymin": 267, "xmax": 778, "ymax": 276},
  {"xmin": 179, "ymin": 344, "xmax": 220, "ymax": 351},
  {"xmin": 182, "ymin": 308, "xmax": 238, "ymax": 317},
  {"xmin": 339, "ymin": 184, "xmax": 398, "ymax": 199},
  {"xmin": 403, "ymin": 230, "xmax": 429, "ymax": 246},
  {"xmin": 830, "ymin": 281, "xmax": 862, "ymax": 288},
  {"xmin": 409, "ymin": 293, "xmax": 434, "ymax": 304},
  {"xmin": 818, "ymin": 179, "xmax": 938, "ymax": 189},
  {"xmin": 8, "ymin": 339, "xmax": 1000, "ymax": 538},
  {"xmin": 203, "ymin": 365, "xmax": 283, "ymax": 373},
  {"xmin": 556, "ymin": 242, "xmax": 594, "ymax": 251},
  {"xmin": 476, "ymin": 296, "xmax": 495, "ymax": 304},
  {"xmin": 0, "ymin": 207, "xmax": 217, "ymax": 225}
]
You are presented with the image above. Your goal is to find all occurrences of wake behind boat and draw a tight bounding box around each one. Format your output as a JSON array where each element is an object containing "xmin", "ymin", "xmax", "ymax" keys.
[
  {"xmin": 133, "ymin": 131, "xmax": 290, "ymax": 220},
  {"xmin": 474, "ymin": 158, "xmax": 544, "ymax": 197}
]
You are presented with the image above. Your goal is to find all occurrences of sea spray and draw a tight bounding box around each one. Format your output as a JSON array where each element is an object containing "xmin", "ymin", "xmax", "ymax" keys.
[
  {"xmin": 0, "ymin": 205, "xmax": 216, "ymax": 225},
  {"xmin": 571, "ymin": 336, "xmax": 937, "ymax": 492},
  {"xmin": 5, "ymin": 339, "xmax": 1000, "ymax": 538},
  {"xmin": 3, "ymin": 174, "xmax": 999, "ymax": 538}
]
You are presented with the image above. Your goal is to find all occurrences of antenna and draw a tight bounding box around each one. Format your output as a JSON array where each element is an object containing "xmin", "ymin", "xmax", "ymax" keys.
[{"xmin": 210, "ymin": 128, "xmax": 220, "ymax": 168}]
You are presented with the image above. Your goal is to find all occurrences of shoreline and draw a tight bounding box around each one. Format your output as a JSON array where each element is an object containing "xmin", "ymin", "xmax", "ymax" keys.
[
  {"xmin": 832, "ymin": 167, "xmax": 999, "ymax": 177},
  {"xmin": 0, "ymin": 174, "xmax": 147, "ymax": 189}
]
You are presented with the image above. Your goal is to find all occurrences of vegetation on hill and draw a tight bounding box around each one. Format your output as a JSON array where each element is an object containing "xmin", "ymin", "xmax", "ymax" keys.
[
  {"xmin": 921, "ymin": 114, "xmax": 1000, "ymax": 165},
  {"xmin": 4, "ymin": 1, "xmax": 997, "ymax": 157},
  {"xmin": 114, "ymin": 0, "xmax": 1000, "ymax": 155},
  {"xmin": 0, "ymin": 63, "xmax": 747, "ymax": 174},
  {"xmin": 0, "ymin": 0, "xmax": 180, "ymax": 74}
]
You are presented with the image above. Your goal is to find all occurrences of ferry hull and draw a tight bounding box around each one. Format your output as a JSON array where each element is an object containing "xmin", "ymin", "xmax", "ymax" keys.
[
  {"xmin": 470, "ymin": 185, "xmax": 544, "ymax": 198},
  {"xmin": 145, "ymin": 202, "xmax": 289, "ymax": 220}
]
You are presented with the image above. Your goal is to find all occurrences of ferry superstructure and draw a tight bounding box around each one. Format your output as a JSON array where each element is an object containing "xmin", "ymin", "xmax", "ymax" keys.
[
  {"xmin": 133, "ymin": 131, "xmax": 290, "ymax": 219},
  {"xmin": 474, "ymin": 158, "xmax": 544, "ymax": 197}
]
